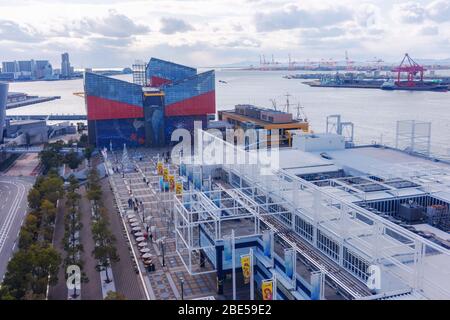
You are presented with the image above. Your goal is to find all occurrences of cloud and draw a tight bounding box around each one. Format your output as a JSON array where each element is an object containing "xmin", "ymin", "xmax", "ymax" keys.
[
  {"xmin": 79, "ymin": 10, "xmax": 150, "ymax": 38},
  {"xmin": 301, "ymin": 27, "xmax": 346, "ymax": 39},
  {"xmin": 427, "ymin": 0, "xmax": 450, "ymax": 22},
  {"xmin": 254, "ymin": 4, "xmax": 353, "ymax": 32},
  {"xmin": 0, "ymin": 20, "xmax": 43, "ymax": 43},
  {"xmin": 418, "ymin": 25, "xmax": 439, "ymax": 36},
  {"xmin": 355, "ymin": 3, "xmax": 381, "ymax": 28},
  {"xmin": 218, "ymin": 37, "xmax": 261, "ymax": 48},
  {"xmin": 159, "ymin": 17, "xmax": 194, "ymax": 35},
  {"xmin": 392, "ymin": 2, "xmax": 426, "ymax": 24}
]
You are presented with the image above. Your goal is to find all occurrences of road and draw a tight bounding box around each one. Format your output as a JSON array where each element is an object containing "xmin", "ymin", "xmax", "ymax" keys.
[{"xmin": 0, "ymin": 176, "xmax": 34, "ymax": 281}]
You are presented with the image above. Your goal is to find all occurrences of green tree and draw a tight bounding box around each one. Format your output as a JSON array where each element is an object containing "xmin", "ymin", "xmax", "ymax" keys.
[
  {"xmin": 40, "ymin": 199, "xmax": 57, "ymax": 225},
  {"xmin": 79, "ymin": 134, "xmax": 89, "ymax": 147},
  {"xmin": 83, "ymin": 146, "xmax": 94, "ymax": 166},
  {"xmin": 104, "ymin": 291, "xmax": 126, "ymax": 300},
  {"xmin": 67, "ymin": 174, "xmax": 79, "ymax": 193},
  {"xmin": 64, "ymin": 151, "xmax": 82, "ymax": 171},
  {"xmin": 27, "ymin": 188, "xmax": 41, "ymax": 211},
  {"xmin": 92, "ymin": 212, "xmax": 119, "ymax": 283},
  {"xmin": 38, "ymin": 175, "xmax": 64, "ymax": 204},
  {"xmin": 39, "ymin": 149, "xmax": 63, "ymax": 173},
  {"xmin": 0, "ymin": 244, "xmax": 61, "ymax": 299}
]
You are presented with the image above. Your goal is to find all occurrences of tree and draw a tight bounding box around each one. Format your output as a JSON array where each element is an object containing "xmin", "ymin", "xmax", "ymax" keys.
[
  {"xmin": 64, "ymin": 151, "xmax": 82, "ymax": 171},
  {"xmin": 79, "ymin": 134, "xmax": 89, "ymax": 147},
  {"xmin": 91, "ymin": 212, "xmax": 119, "ymax": 283},
  {"xmin": 40, "ymin": 199, "xmax": 57, "ymax": 225},
  {"xmin": 104, "ymin": 291, "xmax": 126, "ymax": 300},
  {"xmin": 83, "ymin": 146, "xmax": 94, "ymax": 166},
  {"xmin": 67, "ymin": 174, "xmax": 79, "ymax": 193},
  {"xmin": 39, "ymin": 149, "xmax": 63, "ymax": 173},
  {"xmin": 37, "ymin": 175, "xmax": 64, "ymax": 204},
  {"xmin": 0, "ymin": 244, "xmax": 61, "ymax": 299},
  {"xmin": 27, "ymin": 188, "xmax": 41, "ymax": 211},
  {"xmin": 18, "ymin": 215, "xmax": 39, "ymax": 250}
]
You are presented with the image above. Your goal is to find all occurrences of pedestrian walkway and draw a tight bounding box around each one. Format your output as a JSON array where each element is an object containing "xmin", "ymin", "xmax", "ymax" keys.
[
  {"xmin": 100, "ymin": 178, "xmax": 146, "ymax": 300},
  {"xmin": 78, "ymin": 186, "xmax": 103, "ymax": 300},
  {"xmin": 105, "ymin": 149, "xmax": 221, "ymax": 300},
  {"xmin": 48, "ymin": 198, "xmax": 69, "ymax": 300}
]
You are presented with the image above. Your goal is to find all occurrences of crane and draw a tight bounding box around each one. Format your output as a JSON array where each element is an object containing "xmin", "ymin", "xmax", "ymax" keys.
[
  {"xmin": 345, "ymin": 50, "xmax": 355, "ymax": 71},
  {"xmin": 392, "ymin": 53, "xmax": 426, "ymax": 87}
]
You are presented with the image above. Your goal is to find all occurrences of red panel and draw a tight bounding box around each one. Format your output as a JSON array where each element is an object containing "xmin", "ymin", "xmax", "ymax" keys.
[
  {"xmin": 87, "ymin": 96, "xmax": 144, "ymax": 120},
  {"xmin": 151, "ymin": 76, "xmax": 172, "ymax": 87},
  {"xmin": 164, "ymin": 91, "xmax": 216, "ymax": 117}
]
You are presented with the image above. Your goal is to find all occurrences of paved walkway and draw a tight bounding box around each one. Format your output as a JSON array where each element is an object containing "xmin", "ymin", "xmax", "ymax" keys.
[
  {"xmin": 47, "ymin": 198, "xmax": 67, "ymax": 300},
  {"xmin": 78, "ymin": 186, "xmax": 103, "ymax": 300},
  {"xmin": 106, "ymin": 149, "xmax": 220, "ymax": 300},
  {"xmin": 100, "ymin": 178, "xmax": 146, "ymax": 300}
]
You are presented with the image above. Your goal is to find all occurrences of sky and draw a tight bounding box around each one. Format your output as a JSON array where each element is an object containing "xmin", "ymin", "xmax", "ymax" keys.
[{"xmin": 0, "ymin": 0, "xmax": 450, "ymax": 68}]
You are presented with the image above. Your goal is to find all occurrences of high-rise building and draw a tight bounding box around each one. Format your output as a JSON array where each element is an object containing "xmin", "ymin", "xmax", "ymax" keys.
[
  {"xmin": 84, "ymin": 57, "xmax": 215, "ymax": 148},
  {"xmin": 2, "ymin": 61, "xmax": 18, "ymax": 73},
  {"xmin": 18, "ymin": 60, "xmax": 34, "ymax": 73},
  {"xmin": 61, "ymin": 53, "xmax": 72, "ymax": 78},
  {"xmin": 35, "ymin": 60, "xmax": 52, "ymax": 79}
]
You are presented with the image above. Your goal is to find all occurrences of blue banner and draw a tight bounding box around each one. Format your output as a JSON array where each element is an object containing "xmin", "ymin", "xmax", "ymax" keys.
[
  {"xmin": 187, "ymin": 166, "xmax": 193, "ymax": 183},
  {"xmin": 183, "ymin": 194, "xmax": 191, "ymax": 210},
  {"xmin": 212, "ymin": 191, "xmax": 221, "ymax": 208},
  {"xmin": 310, "ymin": 272, "xmax": 322, "ymax": 300},
  {"xmin": 284, "ymin": 249, "xmax": 294, "ymax": 280},
  {"xmin": 194, "ymin": 172, "xmax": 202, "ymax": 190},
  {"xmin": 223, "ymin": 236, "xmax": 232, "ymax": 262},
  {"xmin": 159, "ymin": 177, "xmax": 164, "ymax": 191},
  {"xmin": 263, "ymin": 230, "xmax": 272, "ymax": 258},
  {"xmin": 180, "ymin": 163, "xmax": 186, "ymax": 176}
]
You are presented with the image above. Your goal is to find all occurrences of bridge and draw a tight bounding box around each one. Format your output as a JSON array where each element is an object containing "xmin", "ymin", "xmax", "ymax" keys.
[
  {"xmin": 6, "ymin": 114, "xmax": 87, "ymax": 121},
  {"xmin": 6, "ymin": 96, "xmax": 61, "ymax": 110},
  {"xmin": 0, "ymin": 146, "xmax": 85, "ymax": 154}
]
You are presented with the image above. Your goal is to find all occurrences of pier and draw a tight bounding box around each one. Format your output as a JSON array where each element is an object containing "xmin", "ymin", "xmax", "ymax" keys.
[{"xmin": 6, "ymin": 114, "xmax": 87, "ymax": 121}]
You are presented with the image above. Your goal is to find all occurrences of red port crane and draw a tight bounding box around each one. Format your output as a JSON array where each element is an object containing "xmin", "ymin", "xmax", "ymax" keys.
[{"xmin": 392, "ymin": 53, "xmax": 426, "ymax": 87}]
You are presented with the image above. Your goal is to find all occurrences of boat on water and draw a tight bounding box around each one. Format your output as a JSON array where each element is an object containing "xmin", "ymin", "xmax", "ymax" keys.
[{"xmin": 381, "ymin": 80, "xmax": 449, "ymax": 92}]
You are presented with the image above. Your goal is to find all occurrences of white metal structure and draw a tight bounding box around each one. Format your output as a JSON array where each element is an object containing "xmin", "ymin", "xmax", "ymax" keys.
[
  {"xmin": 174, "ymin": 130, "xmax": 450, "ymax": 300},
  {"xmin": 396, "ymin": 120, "xmax": 431, "ymax": 157}
]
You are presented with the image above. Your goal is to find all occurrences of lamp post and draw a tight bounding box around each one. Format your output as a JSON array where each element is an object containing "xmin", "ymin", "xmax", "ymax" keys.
[
  {"xmin": 180, "ymin": 278, "xmax": 185, "ymax": 300},
  {"xmin": 162, "ymin": 240, "xmax": 165, "ymax": 267},
  {"xmin": 158, "ymin": 237, "xmax": 166, "ymax": 267}
]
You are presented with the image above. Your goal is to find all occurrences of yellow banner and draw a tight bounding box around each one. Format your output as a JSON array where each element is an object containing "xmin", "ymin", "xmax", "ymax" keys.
[
  {"xmin": 261, "ymin": 280, "xmax": 273, "ymax": 300},
  {"xmin": 157, "ymin": 162, "xmax": 164, "ymax": 175},
  {"xmin": 175, "ymin": 182, "xmax": 183, "ymax": 195},
  {"xmin": 168, "ymin": 175, "xmax": 175, "ymax": 191},
  {"xmin": 163, "ymin": 168, "xmax": 169, "ymax": 181},
  {"xmin": 241, "ymin": 255, "xmax": 251, "ymax": 284}
]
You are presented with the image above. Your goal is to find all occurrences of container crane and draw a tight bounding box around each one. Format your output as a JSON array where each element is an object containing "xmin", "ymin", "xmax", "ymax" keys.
[
  {"xmin": 345, "ymin": 51, "xmax": 355, "ymax": 71},
  {"xmin": 392, "ymin": 53, "xmax": 426, "ymax": 87}
]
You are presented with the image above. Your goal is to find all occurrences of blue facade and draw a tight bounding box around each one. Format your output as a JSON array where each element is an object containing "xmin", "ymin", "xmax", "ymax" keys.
[
  {"xmin": 146, "ymin": 58, "xmax": 196, "ymax": 83},
  {"xmin": 143, "ymin": 93, "xmax": 165, "ymax": 147},
  {"xmin": 163, "ymin": 70, "xmax": 215, "ymax": 106},
  {"xmin": 84, "ymin": 72, "xmax": 143, "ymax": 107},
  {"xmin": 164, "ymin": 115, "xmax": 207, "ymax": 143},
  {"xmin": 92, "ymin": 118, "xmax": 145, "ymax": 149},
  {"xmin": 85, "ymin": 58, "xmax": 215, "ymax": 148}
]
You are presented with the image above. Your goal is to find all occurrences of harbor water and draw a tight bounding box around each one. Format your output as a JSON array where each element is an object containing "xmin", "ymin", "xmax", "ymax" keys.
[{"xmin": 7, "ymin": 70, "xmax": 450, "ymax": 157}]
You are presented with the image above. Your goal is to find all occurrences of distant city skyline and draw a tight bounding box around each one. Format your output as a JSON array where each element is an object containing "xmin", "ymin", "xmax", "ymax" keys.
[{"xmin": 1, "ymin": 0, "xmax": 450, "ymax": 68}]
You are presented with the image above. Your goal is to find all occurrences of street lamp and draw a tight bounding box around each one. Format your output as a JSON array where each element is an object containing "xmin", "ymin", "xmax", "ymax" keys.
[
  {"xmin": 158, "ymin": 237, "xmax": 166, "ymax": 267},
  {"xmin": 161, "ymin": 240, "xmax": 165, "ymax": 267},
  {"xmin": 180, "ymin": 278, "xmax": 185, "ymax": 300}
]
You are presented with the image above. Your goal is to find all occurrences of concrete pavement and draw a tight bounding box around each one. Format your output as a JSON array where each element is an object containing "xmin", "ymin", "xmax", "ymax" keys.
[{"xmin": 0, "ymin": 176, "xmax": 34, "ymax": 281}]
